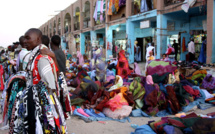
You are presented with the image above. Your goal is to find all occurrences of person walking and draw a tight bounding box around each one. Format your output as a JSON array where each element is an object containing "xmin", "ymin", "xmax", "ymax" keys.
[
  {"xmin": 188, "ymin": 38, "xmax": 195, "ymax": 62},
  {"xmin": 172, "ymin": 40, "xmax": 178, "ymax": 61}
]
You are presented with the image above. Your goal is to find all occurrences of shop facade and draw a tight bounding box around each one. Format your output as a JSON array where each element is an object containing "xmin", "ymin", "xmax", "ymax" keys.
[{"xmin": 127, "ymin": 10, "xmax": 157, "ymax": 63}]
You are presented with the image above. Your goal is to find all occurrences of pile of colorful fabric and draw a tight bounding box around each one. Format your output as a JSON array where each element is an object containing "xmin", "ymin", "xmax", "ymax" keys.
[
  {"xmin": 131, "ymin": 112, "xmax": 215, "ymax": 134},
  {"xmin": 65, "ymin": 58, "xmax": 215, "ymax": 124}
]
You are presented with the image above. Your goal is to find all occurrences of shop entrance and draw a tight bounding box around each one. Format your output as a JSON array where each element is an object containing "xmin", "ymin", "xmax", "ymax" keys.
[{"xmin": 136, "ymin": 37, "xmax": 152, "ymax": 62}]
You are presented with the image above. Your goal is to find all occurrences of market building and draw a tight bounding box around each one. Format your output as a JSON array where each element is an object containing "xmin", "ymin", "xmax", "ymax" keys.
[{"xmin": 39, "ymin": 0, "xmax": 215, "ymax": 64}]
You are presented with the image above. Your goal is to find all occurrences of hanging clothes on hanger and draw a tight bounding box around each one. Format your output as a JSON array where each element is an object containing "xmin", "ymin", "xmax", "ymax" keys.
[{"xmin": 140, "ymin": 0, "xmax": 148, "ymax": 13}]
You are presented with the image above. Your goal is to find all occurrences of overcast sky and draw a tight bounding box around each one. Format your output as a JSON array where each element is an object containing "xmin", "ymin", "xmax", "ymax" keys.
[{"xmin": 0, "ymin": 0, "xmax": 76, "ymax": 48}]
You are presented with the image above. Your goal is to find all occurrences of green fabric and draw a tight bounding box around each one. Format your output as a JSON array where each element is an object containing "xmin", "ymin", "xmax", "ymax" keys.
[
  {"xmin": 148, "ymin": 61, "xmax": 175, "ymax": 67},
  {"xmin": 70, "ymin": 98, "xmax": 85, "ymax": 106}
]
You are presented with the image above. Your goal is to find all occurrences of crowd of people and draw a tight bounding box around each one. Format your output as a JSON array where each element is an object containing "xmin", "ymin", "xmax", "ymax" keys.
[{"xmin": 0, "ymin": 28, "xmax": 214, "ymax": 134}]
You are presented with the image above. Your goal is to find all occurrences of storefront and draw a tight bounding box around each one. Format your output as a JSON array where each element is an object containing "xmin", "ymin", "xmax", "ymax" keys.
[
  {"xmin": 164, "ymin": 7, "xmax": 207, "ymax": 62},
  {"xmin": 127, "ymin": 10, "xmax": 157, "ymax": 63},
  {"xmin": 106, "ymin": 23, "xmax": 127, "ymax": 61}
]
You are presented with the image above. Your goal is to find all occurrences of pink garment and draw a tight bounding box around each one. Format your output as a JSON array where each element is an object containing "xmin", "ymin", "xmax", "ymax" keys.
[
  {"xmin": 77, "ymin": 51, "xmax": 84, "ymax": 66},
  {"xmin": 134, "ymin": 62, "xmax": 141, "ymax": 75},
  {"xmin": 106, "ymin": 76, "xmax": 115, "ymax": 82},
  {"xmin": 146, "ymin": 75, "xmax": 154, "ymax": 85},
  {"xmin": 77, "ymin": 108, "xmax": 90, "ymax": 117},
  {"xmin": 100, "ymin": 0, "xmax": 104, "ymax": 22}
]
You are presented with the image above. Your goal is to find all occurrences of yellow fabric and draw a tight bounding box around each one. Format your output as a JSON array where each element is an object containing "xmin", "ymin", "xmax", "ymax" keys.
[
  {"xmin": 66, "ymin": 60, "xmax": 70, "ymax": 68},
  {"xmin": 45, "ymin": 129, "xmax": 51, "ymax": 133},
  {"xmin": 50, "ymin": 95, "xmax": 55, "ymax": 105},
  {"xmin": 61, "ymin": 126, "xmax": 66, "ymax": 134},
  {"xmin": 9, "ymin": 52, "xmax": 14, "ymax": 60},
  {"xmin": 148, "ymin": 56, "xmax": 155, "ymax": 61},
  {"xmin": 115, "ymin": 0, "xmax": 119, "ymax": 12}
]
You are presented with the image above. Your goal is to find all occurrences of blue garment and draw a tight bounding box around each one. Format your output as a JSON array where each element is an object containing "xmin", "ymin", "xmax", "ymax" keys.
[
  {"xmin": 135, "ymin": 46, "xmax": 141, "ymax": 62},
  {"xmin": 140, "ymin": 0, "xmax": 148, "ymax": 13},
  {"xmin": 156, "ymin": 110, "xmax": 171, "ymax": 117},
  {"xmin": 90, "ymin": 70, "xmax": 96, "ymax": 81},
  {"xmin": 131, "ymin": 125, "xmax": 156, "ymax": 134},
  {"xmin": 182, "ymin": 86, "xmax": 206, "ymax": 112},
  {"xmin": 163, "ymin": 125, "xmax": 175, "ymax": 134},
  {"xmin": 198, "ymin": 41, "xmax": 206, "ymax": 63},
  {"xmin": 130, "ymin": 109, "xmax": 150, "ymax": 117},
  {"xmin": 106, "ymin": 69, "xmax": 115, "ymax": 76}
]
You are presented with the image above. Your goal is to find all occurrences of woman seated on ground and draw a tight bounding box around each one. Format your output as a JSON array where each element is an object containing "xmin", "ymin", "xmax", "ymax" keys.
[
  {"xmin": 143, "ymin": 75, "xmax": 166, "ymax": 116},
  {"xmin": 147, "ymin": 51, "xmax": 155, "ymax": 62},
  {"xmin": 201, "ymin": 74, "xmax": 215, "ymax": 93},
  {"xmin": 161, "ymin": 54, "xmax": 169, "ymax": 61}
]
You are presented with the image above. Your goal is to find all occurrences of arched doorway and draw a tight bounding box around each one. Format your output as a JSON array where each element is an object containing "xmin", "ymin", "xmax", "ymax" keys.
[
  {"xmin": 74, "ymin": 7, "xmax": 80, "ymax": 31},
  {"xmin": 58, "ymin": 18, "xmax": 61, "ymax": 35},
  {"xmin": 49, "ymin": 23, "xmax": 52, "ymax": 37},
  {"xmin": 83, "ymin": 1, "xmax": 90, "ymax": 28},
  {"xmin": 64, "ymin": 13, "xmax": 71, "ymax": 34},
  {"xmin": 53, "ymin": 20, "xmax": 56, "ymax": 35}
]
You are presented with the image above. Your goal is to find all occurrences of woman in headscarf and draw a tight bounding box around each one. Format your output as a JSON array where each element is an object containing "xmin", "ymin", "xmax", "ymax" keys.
[
  {"xmin": 134, "ymin": 62, "xmax": 141, "ymax": 75},
  {"xmin": 166, "ymin": 44, "xmax": 175, "ymax": 63},
  {"xmin": 201, "ymin": 74, "xmax": 215, "ymax": 93},
  {"xmin": 77, "ymin": 51, "xmax": 84, "ymax": 66},
  {"xmin": 116, "ymin": 50, "xmax": 133, "ymax": 79},
  {"xmin": 143, "ymin": 75, "xmax": 166, "ymax": 116},
  {"xmin": 90, "ymin": 48, "xmax": 106, "ymax": 82}
]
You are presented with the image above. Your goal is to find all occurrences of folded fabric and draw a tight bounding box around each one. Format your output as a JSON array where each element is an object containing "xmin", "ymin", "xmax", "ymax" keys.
[
  {"xmin": 73, "ymin": 109, "xmax": 88, "ymax": 118},
  {"xmin": 201, "ymin": 89, "xmax": 214, "ymax": 100},
  {"xmin": 89, "ymin": 108, "xmax": 106, "ymax": 118},
  {"xmin": 77, "ymin": 108, "xmax": 90, "ymax": 117},
  {"xmin": 131, "ymin": 125, "xmax": 156, "ymax": 134},
  {"xmin": 156, "ymin": 110, "xmax": 171, "ymax": 117},
  {"xmin": 103, "ymin": 105, "xmax": 132, "ymax": 119},
  {"xmin": 198, "ymin": 103, "xmax": 214, "ymax": 110},
  {"xmin": 130, "ymin": 109, "xmax": 149, "ymax": 117}
]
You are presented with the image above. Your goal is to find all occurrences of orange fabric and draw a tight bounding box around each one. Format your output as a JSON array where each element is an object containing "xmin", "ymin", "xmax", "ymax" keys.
[
  {"xmin": 182, "ymin": 37, "xmax": 186, "ymax": 52},
  {"xmin": 108, "ymin": 0, "xmax": 113, "ymax": 15},
  {"xmin": 115, "ymin": 0, "xmax": 119, "ymax": 12}
]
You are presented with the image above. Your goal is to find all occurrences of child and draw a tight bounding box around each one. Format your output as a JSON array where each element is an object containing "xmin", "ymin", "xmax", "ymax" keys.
[{"xmin": 161, "ymin": 54, "xmax": 168, "ymax": 61}]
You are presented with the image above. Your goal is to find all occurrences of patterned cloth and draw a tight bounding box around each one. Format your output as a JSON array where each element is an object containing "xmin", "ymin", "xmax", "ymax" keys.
[
  {"xmin": 116, "ymin": 50, "xmax": 133, "ymax": 79},
  {"xmin": 202, "ymin": 74, "xmax": 215, "ymax": 90}
]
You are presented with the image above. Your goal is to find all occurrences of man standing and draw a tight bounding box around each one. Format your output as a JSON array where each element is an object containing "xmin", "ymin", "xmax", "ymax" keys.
[
  {"xmin": 172, "ymin": 40, "xmax": 178, "ymax": 61},
  {"xmin": 188, "ymin": 38, "xmax": 195, "ymax": 62},
  {"xmin": 50, "ymin": 35, "xmax": 66, "ymax": 74},
  {"xmin": 24, "ymin": 28, "xmax": 67, "ymax": 133},
  {"xmin": 16, "ymin": 36, "xmax": 30, "ymax": 71}
]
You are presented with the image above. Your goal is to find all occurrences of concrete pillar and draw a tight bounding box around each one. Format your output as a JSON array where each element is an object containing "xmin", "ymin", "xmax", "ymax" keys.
[
  {"xmin": 80, "ymin": 1, "xmax": 83, "ymax": 30},
  {"xmin": 71, "ymin": 5, "xmax": 74, "ymax": 32},
  {"xmin": 126, "ymin": 0, "xmax": 132, "ymax": 18},
  {"xmin": 207, "ymin": 0, "xmax": 215, "ymax": 63},
  {"xmin": 106, "ymin": 26, "xmax": 113, "ymax": 59},
  {"xmin": 126, "ymin": 19, "xmax": 135, "ymax": 63},
  {"xmin": 156, "ymin": 14, "xmax": 168, "ymax": 59},
  {"xmin": 90, "ymin": 0, "xmax": 95, "ymax": 28},
  {"xmin": 80, "ymin": 33, "xmax": 85, "ymax": 54}
]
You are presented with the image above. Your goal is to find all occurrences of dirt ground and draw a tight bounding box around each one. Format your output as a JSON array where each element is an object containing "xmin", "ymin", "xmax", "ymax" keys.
[{"xmin": 0, "ymin": 107, "xmax": 214, "ymax": 134}]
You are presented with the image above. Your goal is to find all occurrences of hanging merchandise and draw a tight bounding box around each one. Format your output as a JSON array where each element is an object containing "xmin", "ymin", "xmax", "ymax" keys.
[
  {"xmin": 182, "ymin": 37, "xmax": 186, "ymax": 52},
  {"xmin": 181, "ymin": 0, "xmax": 196, "ymax": 13},
  {"xmin": 108, "ymin": 0, "xmax": 126, "ymax": 15},
  {"xmin": 94, "ymin": 0, "xmax": 106, "ymax": 23}
]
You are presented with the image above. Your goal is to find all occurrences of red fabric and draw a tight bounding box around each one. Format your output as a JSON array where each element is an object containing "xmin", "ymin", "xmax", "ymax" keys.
[
  {"xmin": 166, "ymin": 48, "xmax": 172, "ymax": 55},
  {"xmin": 182, "ymin": 37, "xmax": 186, "ymax": 52},
  {"xmin": 65, "ymin": 97, "xmax": 71, "ymax": 112},
  {"xmin": 116, "ymin": 50, "xmax": 133, "ymax": 79},
  {"xmin": 32, "ymin": 54, "xmax": 56, "ymax": 85},
  {"xmin": 183, "ymin": 85, "xmax": 200, "ymax": 97},
  {"xmin": 54, "ymin": 117, "xmax": 61, "ymax": 129},
  {"xmin": 0, "ymin": 65, "xmax": 4, "ymax": 91}
]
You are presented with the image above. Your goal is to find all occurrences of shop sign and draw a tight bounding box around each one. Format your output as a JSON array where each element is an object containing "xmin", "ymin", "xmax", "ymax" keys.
[
  {"xmin": 167, "ymin": 22, "xmax": 175, "ymax": 31},
  {"xmin": 140, "ymin": 20, "xmax": 150, "ymax": 29}
]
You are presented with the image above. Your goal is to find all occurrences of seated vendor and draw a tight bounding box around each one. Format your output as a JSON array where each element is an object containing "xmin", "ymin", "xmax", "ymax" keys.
[{"xmin": 201, "ymin": 74, "xmax": 215, "ymax": 93}]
